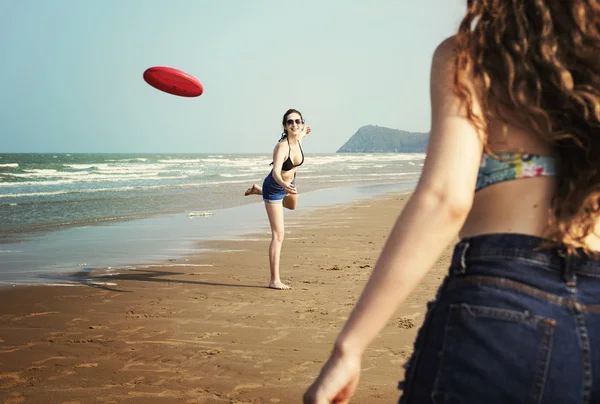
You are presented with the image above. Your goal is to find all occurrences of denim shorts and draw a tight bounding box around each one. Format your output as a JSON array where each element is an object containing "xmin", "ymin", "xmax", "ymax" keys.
[
  {"xmin": 399, "ymin": 233, "xmax": 600, "ymax": 404},
  {"xmin": 262, "ymin": 172, "xmax": 294, "ymax": 204}
]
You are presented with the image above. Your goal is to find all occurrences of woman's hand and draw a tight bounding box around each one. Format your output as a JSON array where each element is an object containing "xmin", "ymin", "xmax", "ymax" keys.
[
  {"xmin": 303, "ymin": 125, "xmax": 312, "ymax": 135},
  {"xmin": 283, "ymin": 182, "xmax": 297, "ymax": 194},
  {"xmin": 303, "ymin": 349, "xmax": 361, "ymax": 404}
]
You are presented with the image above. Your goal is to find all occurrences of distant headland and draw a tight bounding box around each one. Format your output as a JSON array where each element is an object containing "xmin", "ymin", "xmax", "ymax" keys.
[{"xmin": 336, "ymin": 125, "xmax": 429, "ymax": 153}]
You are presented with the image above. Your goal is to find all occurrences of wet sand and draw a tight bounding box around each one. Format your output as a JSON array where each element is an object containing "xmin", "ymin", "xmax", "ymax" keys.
[{"xmin": 0, "ymin": 191, "xmax": 453, "ymax": 403}]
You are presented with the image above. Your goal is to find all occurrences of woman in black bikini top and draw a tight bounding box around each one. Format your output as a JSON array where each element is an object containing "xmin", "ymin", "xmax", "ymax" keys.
[
  {"xmin": 280, "ymin": 137, "xmax": 304, "ymax": 171},
  {"xmin": 243, "ymin": 108, "xmax": 311, "ymax": 290}
]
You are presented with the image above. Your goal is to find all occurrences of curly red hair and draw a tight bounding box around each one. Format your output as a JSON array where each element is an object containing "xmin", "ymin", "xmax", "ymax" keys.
[{"xmin": 454, "ymin": 0, "xmax": 600, "ymax": 253}]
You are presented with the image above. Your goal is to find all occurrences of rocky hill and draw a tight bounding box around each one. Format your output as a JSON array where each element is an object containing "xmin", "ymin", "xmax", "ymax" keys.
[{"xmin": 337, "ymin": 125, "xmax": 429, "ymax": 153}]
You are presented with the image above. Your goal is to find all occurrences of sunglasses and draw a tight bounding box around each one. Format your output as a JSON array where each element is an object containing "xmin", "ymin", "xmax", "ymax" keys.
[{"xmin": 286, "ymin": 119, "xmax": 303, "ymax": 126}]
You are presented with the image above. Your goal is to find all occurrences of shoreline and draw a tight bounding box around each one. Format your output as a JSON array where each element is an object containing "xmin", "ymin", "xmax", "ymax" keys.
[
  {"xmin": 0, "ymin": 181, "xmax": 417, "ymax": 287},
  {"xmin": 0, "ymin": 190, "xmax": 454, "ymax": 403}
]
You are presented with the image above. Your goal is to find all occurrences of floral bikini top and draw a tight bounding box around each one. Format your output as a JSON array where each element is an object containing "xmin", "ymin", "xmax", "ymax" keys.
[{"xmin": 475, "ymin": 152, "xmax": 556, "ymax": 192}]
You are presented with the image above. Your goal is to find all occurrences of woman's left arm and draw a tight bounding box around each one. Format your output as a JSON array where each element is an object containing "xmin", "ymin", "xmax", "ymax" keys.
[
  {"xmin": 303, "ymin": 36, "xmax": 486, "ymax": 404},
  {"xmin": 300, "ymin": 124, "xmax": 312, "ymax": 142}
]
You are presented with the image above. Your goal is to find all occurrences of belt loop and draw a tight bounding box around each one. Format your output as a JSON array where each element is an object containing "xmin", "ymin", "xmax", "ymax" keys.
[
  {"xmin": 458, "ymin": 241, "xmax": 469, "ymax": 274},
  {"xmin": 560, "ymin": 249, "xmax": 577, "ymax": 287}
]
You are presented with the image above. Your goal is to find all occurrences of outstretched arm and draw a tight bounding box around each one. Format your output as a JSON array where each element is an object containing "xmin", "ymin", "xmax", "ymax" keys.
[
  {"xmin": 299, "ymin": 123, "xmax": 312, "ymax": 142},
  {"xmin": 304, "ymin": 36, "xmax": 485, "ymax": 404}
]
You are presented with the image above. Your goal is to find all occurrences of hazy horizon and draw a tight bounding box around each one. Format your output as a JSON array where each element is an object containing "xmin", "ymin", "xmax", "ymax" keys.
[{"xmin": 0, "ymin": 0, "xmax": 466, "ymax": 154}]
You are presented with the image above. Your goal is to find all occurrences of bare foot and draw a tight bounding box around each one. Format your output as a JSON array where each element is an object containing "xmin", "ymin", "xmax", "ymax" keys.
[
  {"xmin": 244, "ymin": 184, "xmax": 262, "ymax": 196},
  {"xmin": 269, "ymin": 280, "xmax": 291, "ymax": 290}
]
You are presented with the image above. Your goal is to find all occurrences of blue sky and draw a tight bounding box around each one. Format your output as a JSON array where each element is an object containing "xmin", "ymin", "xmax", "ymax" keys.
[{"xmin": 0, "ymin": 0, "xmax": 466, "ymax": 153}]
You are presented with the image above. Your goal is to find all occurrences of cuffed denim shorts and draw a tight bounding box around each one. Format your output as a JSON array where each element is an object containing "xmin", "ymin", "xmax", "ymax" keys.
[
  {"xmin": 262, "ymin": 172, "xmax": 294, "ymax": 204},
  {"xmin": 399, "ymin": 233, "xmax": 600, "ymax": 404}
]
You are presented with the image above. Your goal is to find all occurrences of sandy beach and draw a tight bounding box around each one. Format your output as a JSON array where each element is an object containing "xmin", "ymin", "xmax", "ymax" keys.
[{"xmin": 0, "ymin": 191, "xmax": 453, "ymax": 404}]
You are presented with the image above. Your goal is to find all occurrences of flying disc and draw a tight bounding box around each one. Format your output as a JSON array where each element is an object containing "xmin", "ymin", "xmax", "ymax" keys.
[{"xmin": 143, "ymin": 66, "xmax": 203, "ymax": 97}]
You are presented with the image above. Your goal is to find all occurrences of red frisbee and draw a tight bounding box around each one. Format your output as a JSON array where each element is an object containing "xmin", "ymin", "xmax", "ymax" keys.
[{"xmin": 143, "ymin": 66, "xmax": 203, "ymax": 97}]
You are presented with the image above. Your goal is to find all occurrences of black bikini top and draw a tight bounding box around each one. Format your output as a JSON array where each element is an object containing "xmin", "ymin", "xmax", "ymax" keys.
[{"xmin": 272, "ymin": 137, "xmax": 304, "ymax": 171}]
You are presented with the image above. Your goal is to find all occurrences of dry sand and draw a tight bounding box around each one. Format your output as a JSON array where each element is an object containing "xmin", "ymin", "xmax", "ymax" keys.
[{"xmin": 0, "ymin": 191, "xmax": 453, "ymax": 404}]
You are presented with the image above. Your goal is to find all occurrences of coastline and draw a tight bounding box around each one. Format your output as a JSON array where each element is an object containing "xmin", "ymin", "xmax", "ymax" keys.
[
  {"xmin": 0, "ymin": 181, "xmax": 417, "ymax": 286},
  {"xmin": 0, "ymin": 190, "xmax": 454, "ymax": 403}
]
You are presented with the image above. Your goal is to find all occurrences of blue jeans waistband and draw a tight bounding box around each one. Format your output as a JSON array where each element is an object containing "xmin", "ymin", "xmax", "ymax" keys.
[{"xmin": 450, "ymin": 233, "xmax": 600, "ymax": 280}]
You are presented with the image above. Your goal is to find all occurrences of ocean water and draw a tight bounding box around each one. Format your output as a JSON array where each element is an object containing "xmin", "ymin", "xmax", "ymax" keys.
[{"xmin": 0, "ymin": 153, "xmax": 424, "ymax": 285}]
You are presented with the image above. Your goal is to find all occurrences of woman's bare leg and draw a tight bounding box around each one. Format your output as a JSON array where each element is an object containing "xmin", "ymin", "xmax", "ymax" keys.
[
  {"xmin": 264, "ymin": 202, "xmax": 290, "ymax": 290},
  {"xmin": 245, "ymin": 184, "xmax": 297, "ymax": 210},
  {"xmin": 282, "ymin": 193, "xmax": 297, "ymax": 210},
  {"xmin": 244, "ymin": 184, "xmax": 262, "ymax": 196}
]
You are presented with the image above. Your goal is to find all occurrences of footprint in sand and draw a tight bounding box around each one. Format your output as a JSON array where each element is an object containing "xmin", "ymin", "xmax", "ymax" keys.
[
  {"xmin": 127, "ymin": 329, "xmax": 168, "ymax": 340},
  {"xmin": 4, "ymin": 392, "xmax": 25, "ymax": 404},
  {"xmin": 0, "ymin": 342, "xmax": 36, "ymax": 354},
  {"xmin": 120, "ymin": 360, "xmax": 147, "ymax": 372},
  {"xmin": 310, "ymin": 332, "xmax": 328, "ymax": 343},
  {"xmin": 67, "ymin": 317, "xmax": 89, "ymax": 325},
  {"xmin": 233, "ymin": 383, "xmax": 263, "ymax": 391},
  {"xmin": 261, "ymin": 331, "xmax": 289, "ymax": 344},
  {"xmin": 117, "ymin": 326, "xmax": 146, "ymax": 336},
  {"xmin": 229, "ymin": 349, "xmax": 268, "ymax": 363},
  {"xmin": 102, "ymin": 293, "xmax": 122, "ymax": 303},
  {"xmin": 33, "ymin": 356, "xmax": 74, "ymax": 365},
  {"xmin": 75, "ymin": 363, "xmax": 99, "ymax": 368},
  {"xmin": 123, "ymin": 376, "xmax": 146, "ymax": 388},
  {"xmin": 392, "ymin": 312, "xmax": 422, "ymax": 329},
  {"xmin": 48, "ymin": 369, "xmax": 76, "ymax": 381},
  {"xmin": 253, "ymin": 358, "xmax": 273, "ymax": 369},
  {"xmin": 0, "ymin": 372, "xmax": 26, "ymax": 389},
  {"xmin": 10, "ymin": 311, "xmax": 59, "ymax": 321},
  {"xmin": 226, "ymin": 383, "xmax": 264, "ymax": 399},
  {"xmin": 388, "ymin": 348, "xmax": 414, "ymax": 365},
  {"xmin": 197, "ymin": 332, "xmax": 223, "ymax": 340},
  {"xmin": 287, "ymin": 361, "xmax": 317, "ymax": 374}
]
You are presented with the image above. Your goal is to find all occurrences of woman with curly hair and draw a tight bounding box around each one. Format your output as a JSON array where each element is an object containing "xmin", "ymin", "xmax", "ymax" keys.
[{"xmin": 304, "ymin": 1, "xmax": 600, "ymax": 403}]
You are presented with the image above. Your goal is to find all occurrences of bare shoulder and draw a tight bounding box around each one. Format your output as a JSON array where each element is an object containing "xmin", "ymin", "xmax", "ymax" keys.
[
  {"xmin": 429, "ymin": 35, "xmax": 483, "ymax": 119},
  {"xmin": 433, "ymin": 36, "xmax": 457, "ymax": 59},
  {"xmin": 431, "ymin": 36, "xmax": 458, "ymax": 79},
  {"xmin": 273, "ymin": 138, "xmax": 287, "ymax": 153}
]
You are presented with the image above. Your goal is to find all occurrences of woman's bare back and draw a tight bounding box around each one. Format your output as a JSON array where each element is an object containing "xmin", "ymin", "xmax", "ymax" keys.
[{"xmin": 460, "ymin": 117, "xmax": 600, "ymax": 251}]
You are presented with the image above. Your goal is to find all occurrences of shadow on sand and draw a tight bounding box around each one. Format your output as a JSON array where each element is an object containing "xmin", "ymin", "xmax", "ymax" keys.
[{"xmin": 37, "ymin": 266, "xmax": 268, "ymax": 292}]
